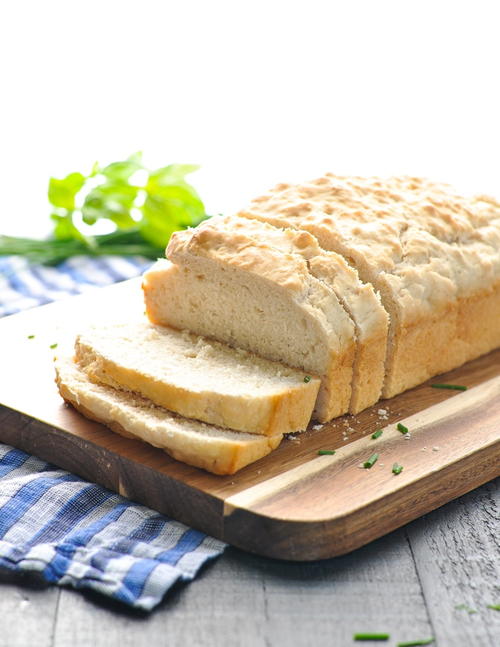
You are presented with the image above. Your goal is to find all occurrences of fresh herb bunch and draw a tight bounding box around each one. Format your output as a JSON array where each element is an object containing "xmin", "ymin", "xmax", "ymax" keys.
[{"xmin": 0, "ymin": 153, "xmax": 208, "ymax": 265}]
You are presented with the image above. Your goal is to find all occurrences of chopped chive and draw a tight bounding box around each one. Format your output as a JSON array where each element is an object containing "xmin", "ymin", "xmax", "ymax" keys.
[
  {"xmin": 363, "ymin": 453, "xmax": 379, "ymax": 469},
  {"xmin": 397, "ymin": 423, "xmax": 409, "ymax": 434},
  {"xmin": 318, "ymin": 449, "xmax": 336, "ymax": 455},
  {"xmin": 304, "ymin": 375, "xmax": 311, "ymax": 383},
  {"xmin": 397, "ymin": 640, "xmax": 434, "ymax": 647},
  {"xmin": 27, "ymin": 334, "xmax": 35, "ymax": 339},
  {"xmin": 487, "ymin": 604, "xmax": 500, "ymax": 610},
  {"xmin": 392, "ymin": 463, "xmax": 404, "ymax": 475},
  {"xmin": 454, "ymin": 603, "xmax": 477, "ymax": 614},
  {"xmin": 49, "ymin": 343, "xmax": 58, "ymax": 349},
  {"xmin": 354, "ymin": 634, "xmax": 389, "ymax": 641},
  {"xmin": 431, "ymin": 383, "xmax": 467, "ymax": 391},
  {"xmin": 371, "ymin": 429, "xmax": 383, "ymax": 440}
]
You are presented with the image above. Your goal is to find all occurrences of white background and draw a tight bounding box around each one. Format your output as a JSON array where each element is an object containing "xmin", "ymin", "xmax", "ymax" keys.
[{"xmin": 0, "ymin": 0, "xmax": 499, "ymax": 237}]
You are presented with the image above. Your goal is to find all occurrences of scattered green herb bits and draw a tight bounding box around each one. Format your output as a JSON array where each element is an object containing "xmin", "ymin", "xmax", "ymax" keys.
[
  {"xmin": 317, "ymin": 449, "xmax": 335, "ymax": 456},
  {"xmin": 397, "ymin": 423, "xmax": 409, "ymax": 434},
  {"xmin": 431, "ymin": 383, "xmax": 467, "ymax": 391},
  {"xmin": 397, "ymin": 640, "xmax": 434, "ymax": 647},
  {"xmin": 392, "ymin": 463, "xmax": 403, "ymax": 475},
  {"xmin": 363, "ymin": 453, "xmax": 379, "ymax": 469},
  {"xmin": 371, "ymin": 429, "xmax": 383, "ymax": 440},
  {"xmin": 354, "ymin": 634, "xmax": 389, "ymax": 641},
  {"xmin": 303, "ymin": 375, "xmax": 311, "ymax": 383}
]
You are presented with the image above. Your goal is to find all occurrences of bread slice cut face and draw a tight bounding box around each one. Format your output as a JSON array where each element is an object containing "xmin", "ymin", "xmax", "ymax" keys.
[
  {"xmin": 74, "ymin": 321, "xmax": 320, "ymax": 435},
  {"xmin": 145, "ymin": 217, "xmax": 357, "ymax": 421},
  {"xmin": 55, "ymin": 355, "xmax": 282, "ymax": 475}
]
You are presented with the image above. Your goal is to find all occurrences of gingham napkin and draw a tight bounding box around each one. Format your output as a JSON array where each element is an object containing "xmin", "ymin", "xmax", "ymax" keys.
[{"xmin": 0, "ymin": 255, "xmax": 226, "ymax": 610}]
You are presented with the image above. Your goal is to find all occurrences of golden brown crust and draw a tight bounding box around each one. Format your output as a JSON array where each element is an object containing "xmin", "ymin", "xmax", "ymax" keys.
[
  {"xmin": 55, "ymin": 360, "xmax": 282, "ymax": 475},
  {"xmin": 238, "ymin": 174, "xmax": 500, "ymax": 399},
  {"xmin": 74, "ymin": 322, "xmax": 320, "ymax": 436},
  {"xmin": 383, "ymin": 281, "xmax": 500, "ymax": 398}
]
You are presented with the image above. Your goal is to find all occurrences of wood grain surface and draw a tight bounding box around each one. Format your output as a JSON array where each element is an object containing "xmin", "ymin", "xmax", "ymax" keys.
[{"xmin": 0, "ymin": 279, "xmax": 499, "ymax": 560}]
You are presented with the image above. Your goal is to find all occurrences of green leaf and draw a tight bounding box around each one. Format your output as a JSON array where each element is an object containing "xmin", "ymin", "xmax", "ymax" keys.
[
  {"xmin": 149, "ymin": 163, "xmax": 199, "ymax": 186},
  {"xmin": 48, "ymin": 172, "xmax": 86, "ymax": 210},
  {"xmin": 99, "ymin": 152, "xmax": 143, "ymax": 183},
  {"xmin": 140, "ymin": 183, "xmax": 206, "ymax": 248},
  {"xmin": 50, "ymin": 213, "xmax": 91, "ymax": 245},
  {"xmin": 82, "ymin": 182, "xmax": 139, "ymax": 228}
]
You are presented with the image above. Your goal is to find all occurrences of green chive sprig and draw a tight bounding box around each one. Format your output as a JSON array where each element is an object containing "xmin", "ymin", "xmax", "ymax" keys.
[
  {"xmin": 27, "ymin": 334, "xmax": 35, "ymax": 339},
  {"xmin": 397, "ymin": 640, "xmax": 434, "ymax": 647},
  {"xmin": 397, "ymin": 423, "xmax": 409, "ymax": 434},
  {"xmin": 304, "ymin": 375, "xmax": 311, "ymax": 383},
  {"xmin": 431, "ymin": 383, "xmax": 467, "ymax": 391},
  {"xmin": 363, "ymin": 453, "xmax": 379, "ymax": 469},
  {"xmin": 318, "ymin": 450, "xmax": 335, "ymax": 456},
  {"xmin": 49, "ymin": 343, "xmax": 58, "ymax": 349},
  {"xmin": 371, "ymin": 429, "xmax": 383, "ymax": 440},
  {"xmin": 392, "ymin": 463, "xmax": 403, "ymax": 475},
  {"xmin": 487, "ymin": 604, "xmax": 500, "ymax": 610},
  {"xmin": 354, "ymin": 634, "xmax": 389, "ymax": 641}
]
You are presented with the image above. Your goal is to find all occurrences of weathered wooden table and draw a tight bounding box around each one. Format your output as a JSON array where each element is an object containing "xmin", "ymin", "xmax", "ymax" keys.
[{"xmin": 1, "ymin": 479, "xmax": 498, "ymax": 647}]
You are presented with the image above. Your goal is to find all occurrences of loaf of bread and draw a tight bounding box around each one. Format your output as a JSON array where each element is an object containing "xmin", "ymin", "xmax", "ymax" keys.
[
  {"xmin": 55, "ymin": 355, "xmax": 282, "ymax": 475},
  {"xmin": 74, "ymin": 321, "xmax": 320, "ymax": 435},
  {"xmin": 56, "ymin": 173, "xmax": 500, "ymax": 474},
  {"xmin": 144, "ymin": 217, "xmax": 358, "ymax": 421},
  {"xmin": 237, "ymin": 175, "xmax": 500, "ymax": 398}
]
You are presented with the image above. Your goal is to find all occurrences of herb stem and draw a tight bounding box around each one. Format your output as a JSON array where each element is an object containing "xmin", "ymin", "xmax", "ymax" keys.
[
  {"xmin": 354, "ymin": 634, "xmax": 389, "ymax": 641},
  {"xmin": 431, "ymin": 383, "xmax": 467, "ymax": 391}
]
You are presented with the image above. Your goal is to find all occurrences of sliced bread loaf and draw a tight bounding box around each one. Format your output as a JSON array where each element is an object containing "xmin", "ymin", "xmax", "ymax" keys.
[
  {"xmin": 55, "ymin": 355, "xmax": 282, "ymax": 475},
  {"xmin": 74, "ymin": 321, "xmax": 320, "ymax": 435},
  {"xmin": 238, "ymin": 174, "xmax": 500, "ymax": 398},
  {"xmin": 145, "ymin": 218, "xmax": 357, "ymax": 421}
]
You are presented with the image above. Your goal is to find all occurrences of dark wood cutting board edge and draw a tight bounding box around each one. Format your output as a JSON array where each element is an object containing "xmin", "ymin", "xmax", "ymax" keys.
[{"xmin": 0, "ymin": 279, "xmax": 499, "ymax": 560}]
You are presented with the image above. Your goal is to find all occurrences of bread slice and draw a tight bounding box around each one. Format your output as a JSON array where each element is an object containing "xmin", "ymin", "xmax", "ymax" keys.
[
  {"xmin": 146, "ymin": 218, "xmax": 357, "ymax": 422},
  {"xmin": 238, "ymin": 174, "xmax": 500, "ymax": 398},
  {"xmin": 55, "ymin": 355, "xmax": 282, "ymax": 475},
  {"xmin": 74, "ymin": 321, "xmax": 320, "ymax": 435},
  {"xmin": 223, "ymin": 215, "xmax": 389, "ymax": 413}
]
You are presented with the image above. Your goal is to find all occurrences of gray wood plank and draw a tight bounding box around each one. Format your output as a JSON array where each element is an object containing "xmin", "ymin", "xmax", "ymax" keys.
[
  {"xmin": 0, "ymin": 576, "xmax": 59, "ymax": 647},
  {"xmin": 52, "ymin": 527, "xmax": 432, "ymax": 647},
  {"xmin": 407, "ymin": 479, "xmax": 500, "ymax": 647}
]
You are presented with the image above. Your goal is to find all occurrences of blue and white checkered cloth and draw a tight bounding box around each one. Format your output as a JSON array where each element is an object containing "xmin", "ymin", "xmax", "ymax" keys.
[{"xmin": 0, "ymin": 255, "xmax": 226, "ymax": 610}]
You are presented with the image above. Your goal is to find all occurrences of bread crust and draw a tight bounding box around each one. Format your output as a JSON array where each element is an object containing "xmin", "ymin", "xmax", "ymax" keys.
[
  {"xmin": 383, "ymin": 280, "xmax": 500, "ymax": 397},
  {"xmin": 238, "ymin": 174, "xmax": 500, "ymax": 399},
  {"xmin": 55, "ymin": 356, "xmax": 282, "ymax": 475},
  {"xmin": 74, "ymin": 323, "xmax": 320, "ymax": 436}
]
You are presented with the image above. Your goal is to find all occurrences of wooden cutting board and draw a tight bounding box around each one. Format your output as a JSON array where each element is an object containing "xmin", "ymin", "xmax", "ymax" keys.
[{"xmin": 1, "ymin": 279, "xmax": 499, "ymax": 560}]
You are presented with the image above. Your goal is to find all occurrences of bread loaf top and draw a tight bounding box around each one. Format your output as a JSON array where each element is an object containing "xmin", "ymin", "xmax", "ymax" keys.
[{"xmin": 238, "ymin": 175, "xmax": 500, "ymax": 323}]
